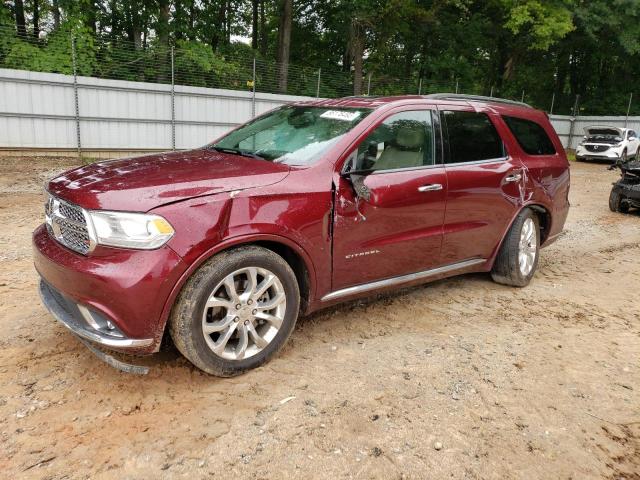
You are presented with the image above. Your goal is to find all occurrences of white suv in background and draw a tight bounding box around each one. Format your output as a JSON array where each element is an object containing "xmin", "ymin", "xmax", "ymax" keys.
[{"xmin": 576, "ymin": 126, "xmax": 640, "ymax": 162}]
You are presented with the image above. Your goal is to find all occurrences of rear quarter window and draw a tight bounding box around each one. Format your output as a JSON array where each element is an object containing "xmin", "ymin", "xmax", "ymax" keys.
[{"xmin": 503, "ymin": 116, "xmax": 556, "ymax": 156}]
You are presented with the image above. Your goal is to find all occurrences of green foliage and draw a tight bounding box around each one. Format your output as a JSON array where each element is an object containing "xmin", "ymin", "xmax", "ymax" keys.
[
  {"xmin": 0, "ymin": 1, "xmax": 639, "ymax": 115},
  {"xmin": 174, "ymin": 40, "xmax": 250, "ymax": 88},
  {"xmin": 502, "ymin": 0, "xmax": 574, "ymax": 50},
  {"xmin": 1, "ymin": 19, "xmax": 96, "ymax": 75}
]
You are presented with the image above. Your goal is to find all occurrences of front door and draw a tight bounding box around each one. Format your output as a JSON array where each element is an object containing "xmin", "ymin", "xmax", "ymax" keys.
[
  {"xmin": 332, "ymin": 109, "xmax": 447, "ymax": 291},
  {"xmin": 438, "ymin": 106, "xmax": 524, "ymax": 264}
]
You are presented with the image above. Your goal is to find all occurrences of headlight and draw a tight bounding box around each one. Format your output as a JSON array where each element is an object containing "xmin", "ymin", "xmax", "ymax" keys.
[{"xmin": 87, "ymin": 211, "xmax": 175, "ymax": 250}]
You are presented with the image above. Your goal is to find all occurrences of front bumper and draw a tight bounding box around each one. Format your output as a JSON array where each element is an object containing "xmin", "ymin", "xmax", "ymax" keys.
[
  {"xmin": 33, "ymin": 224, "xmax": 187, "ymax": 353},
  {"xmin": 39, "ymin": 280, "xmax": 152, "ymax": 374},
  {"xmin": 575, "ymin": 147, "xmax": 622, "ymax": 161},
  {"xmin": 39, "ymin": 280, "xmax": 153, "ymax": 349}
]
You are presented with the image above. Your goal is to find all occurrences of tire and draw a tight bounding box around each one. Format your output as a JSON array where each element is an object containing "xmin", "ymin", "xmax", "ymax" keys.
[
  {"xmin": 609, "ymin": 189, "xmax": 629, "ymax": 213},
  {"xmin": 621, "ymin": 149, "xmax": 628, "ymax": 163},
  {"xmin": 491, "ymin": 208, "xmax": 540, "ymax": 287},
  {"xmin": 169, "ymin": 246, "xmax": 300, "ymax": 376}
]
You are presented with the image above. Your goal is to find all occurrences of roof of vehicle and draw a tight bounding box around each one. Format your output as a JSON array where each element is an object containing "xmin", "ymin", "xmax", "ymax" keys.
[{"xmin": 299, "ymin": 93, "xmax": 536, "ymax": 113}]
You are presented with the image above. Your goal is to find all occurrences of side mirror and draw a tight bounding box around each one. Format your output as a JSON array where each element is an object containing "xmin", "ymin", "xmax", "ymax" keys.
[
  {"xmin": 629, "ymin": 136, "xmax": 637, "ymax": 142},
  {"xmin": 340, "ymin": 154, "xmax": 374, "ymax": 202}
]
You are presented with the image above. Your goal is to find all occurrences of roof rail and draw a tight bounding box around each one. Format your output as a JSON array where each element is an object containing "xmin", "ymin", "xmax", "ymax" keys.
[{"xmin": 425, "ymin": 93, "xmax": 532, "ymax": 109}]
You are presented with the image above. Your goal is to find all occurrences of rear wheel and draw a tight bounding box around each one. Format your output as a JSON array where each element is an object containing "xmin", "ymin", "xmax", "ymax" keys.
[
  {"xmin": 169, "ymin": 246, "xmax": 300, "ymax": 376},
  {"xmin": 491, "ymin": 208, "xmax": 540, "ymax": 287}
]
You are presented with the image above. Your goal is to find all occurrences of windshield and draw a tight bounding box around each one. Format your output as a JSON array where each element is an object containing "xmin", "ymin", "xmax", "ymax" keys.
[{"xmin": 210, "ymin": 106, "xmax": 371, "ymax": 166}]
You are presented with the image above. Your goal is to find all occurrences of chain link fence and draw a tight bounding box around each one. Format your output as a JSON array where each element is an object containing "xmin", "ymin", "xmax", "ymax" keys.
[{"xmin": 2, "ymin": 23, "xmax": 638, "ymax": 117}]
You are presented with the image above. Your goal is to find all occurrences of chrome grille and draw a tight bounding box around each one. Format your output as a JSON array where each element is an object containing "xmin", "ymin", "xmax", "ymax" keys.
[{"xmin": 45, "ymin": 195, "xmax": 92, "ymax": 255}]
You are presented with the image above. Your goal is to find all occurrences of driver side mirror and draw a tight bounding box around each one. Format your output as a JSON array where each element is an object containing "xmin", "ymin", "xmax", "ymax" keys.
[{"xmin": 341, "ymin": 152, "xmax": 374, "ymax": 202}]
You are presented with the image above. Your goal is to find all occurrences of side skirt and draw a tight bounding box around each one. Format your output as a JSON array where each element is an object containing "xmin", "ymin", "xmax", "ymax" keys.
[{"xmin": 321, "ymin": 258, "xmax": 486, "ymax": 302}]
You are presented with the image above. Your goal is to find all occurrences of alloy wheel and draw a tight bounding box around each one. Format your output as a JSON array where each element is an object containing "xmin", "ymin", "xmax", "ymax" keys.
[
  {"xmin": 201, "ymin": 267, "xmax": 286, "ymax": 360},
  {"xmin": 518, "ymin": 218, "xmax": 537, "ymax": 277}
]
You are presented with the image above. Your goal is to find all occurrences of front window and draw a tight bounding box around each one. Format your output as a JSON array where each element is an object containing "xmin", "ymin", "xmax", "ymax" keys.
[
  {"xmin": 210, "ymin": 106, "xmax": 371, "ymax": 166},
  {"xmin": 350, "ymin": 110, "xmax": 435, "ymax": 172}
]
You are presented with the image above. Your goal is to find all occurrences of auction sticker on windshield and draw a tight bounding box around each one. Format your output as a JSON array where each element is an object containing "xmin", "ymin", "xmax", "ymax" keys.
[{"xmin": 320, "ymin": 110, "xmax": 362, "ymax": 122}]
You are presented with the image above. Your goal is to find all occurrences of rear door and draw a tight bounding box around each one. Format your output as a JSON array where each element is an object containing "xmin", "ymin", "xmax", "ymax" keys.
[
  {"xmin": 331, "ymin": 108, "xmax": 447, "ymax": 290},
  {"xmin": 439, "ymin": 106, "xmax": 524, "ymax": 264}
]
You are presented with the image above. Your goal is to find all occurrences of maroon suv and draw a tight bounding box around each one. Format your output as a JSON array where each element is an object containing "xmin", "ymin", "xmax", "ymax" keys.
[{"xmin": 34, "ymin": 94, "xmax": 570, "ymax": 376}]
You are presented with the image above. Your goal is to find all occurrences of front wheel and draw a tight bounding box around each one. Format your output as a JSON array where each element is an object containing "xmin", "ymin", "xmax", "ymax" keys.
[
  {"xmin": 609, "ymin": 189, "xmax": 630, "ymax": 213},
  {"xmin": 169, "ymin": 246, "xmax": 300, "ymax": 376},
  {"xmin": 491, "ymin": 208, "xmax": 540, "ymax": 287}
]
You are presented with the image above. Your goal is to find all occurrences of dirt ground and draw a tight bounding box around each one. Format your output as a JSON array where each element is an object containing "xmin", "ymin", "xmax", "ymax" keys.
[{"xmin": 0, "ymin": 156, "xmax": 638, "ymax": 480}]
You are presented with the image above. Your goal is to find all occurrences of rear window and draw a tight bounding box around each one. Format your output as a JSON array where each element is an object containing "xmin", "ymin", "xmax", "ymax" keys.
[{"xmin": 503, "ymin": 116, "xmax": 556, "ymax": 156}]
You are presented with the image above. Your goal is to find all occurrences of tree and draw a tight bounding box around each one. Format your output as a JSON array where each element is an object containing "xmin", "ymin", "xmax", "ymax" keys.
[
  {"xmin": 14, "ymin": 0, "xmax": 27, "ymax": 37},
  {"xmin": 251, "ymin": 0, "xmax": 258, "ymax": 50},
  {"xmin": 276, "ymin": 0, "xmax": 292, "ymax": 92},
  {"xmin": 0, "ymin": 0, "xmax": 638, "ymax": 114}
]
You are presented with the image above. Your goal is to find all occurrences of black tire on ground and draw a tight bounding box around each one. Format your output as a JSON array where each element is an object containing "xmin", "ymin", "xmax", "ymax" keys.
[
  {"xmin": 609, "ymin": 189, "xmax": 629, "ymax": 213},
  {"xmin": 169, "ymin": 245, "xmax": 300, "ymax": 376},
  {"xmin": 622, "ymin": 149, "xmax": 628, "ymax": 162},
  {"xmin": 490, "ymin": 208, "xmax": 540, "ymax": 287}
]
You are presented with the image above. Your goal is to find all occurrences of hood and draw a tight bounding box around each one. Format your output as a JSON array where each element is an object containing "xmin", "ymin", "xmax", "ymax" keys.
[
  {"xmin": 48, "ymin": 149, "xmax": 291, "ymax": 211},
  {"xmin": 584, "ymin": 126, "xmax": 624, "ymax": 138}
]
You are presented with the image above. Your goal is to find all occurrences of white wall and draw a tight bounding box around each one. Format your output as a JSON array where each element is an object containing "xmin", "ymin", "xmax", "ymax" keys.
[
  {"xmin": 0, "ymin": 68, "xmax": 313, "ymax": 151},
  {"xmin": 1, "ymin": 67, "xmax": 639, "ymax": 152}
]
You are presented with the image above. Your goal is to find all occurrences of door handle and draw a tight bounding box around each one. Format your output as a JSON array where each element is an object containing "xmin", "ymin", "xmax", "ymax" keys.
[
  {"xmin": 418, "ymin": 184, "xmax": 443, "ymax": 192},
  {"xmin": 504, "ymin": 173, "xmax": 522, "ymax": 183}
]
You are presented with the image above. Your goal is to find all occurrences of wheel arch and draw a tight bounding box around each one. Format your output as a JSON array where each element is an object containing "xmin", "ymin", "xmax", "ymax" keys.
[
  {"xmin": 487, "ymin": 202, "xmax": 552, "ymax": 269},
  {"xmin": 527, "ymin": 203, "xmax": 552, "ymax": 245},
  {"xmin": 156, "ymin": 234, "xmax": 317, "ymax": 343}
]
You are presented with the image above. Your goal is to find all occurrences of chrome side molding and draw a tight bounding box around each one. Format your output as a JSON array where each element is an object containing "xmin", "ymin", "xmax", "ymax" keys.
[{"xmin": 322, "ymin": 258, "xmax": 486, "ymax": 302}]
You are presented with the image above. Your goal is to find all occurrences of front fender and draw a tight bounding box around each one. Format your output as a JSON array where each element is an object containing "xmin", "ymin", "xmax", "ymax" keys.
[{"xmin": 150, "ymin": 191, "xmax": 331, "ymax": 336}]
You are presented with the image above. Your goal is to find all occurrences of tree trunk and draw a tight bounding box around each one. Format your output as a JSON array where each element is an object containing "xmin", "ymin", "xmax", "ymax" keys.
[
  {"xmin": 175, "ymin": 0, "xmax": 185, "ymax": 41},
  {"xmin": 14, "ymin": 0, "xmax": 27, "ymax": 37},
  {"xmin": 189, "ymin": 1, "xmax": 196, "ymax": 35},
  {"xmin": 158, "ymin": 0, "xmax": 170, "ymax": 48},
  {"xmin": 157, "ymin": 0, "xmax": 171, "ymax": 83},
  {"xmin": 211, "ymin": 1, "xmax": 227, "ymax": 51},
  {"xmin": 252, "ymin": 0, "xmax": 259, "ymax": 50},
  {"xmin": 33, "ymin": 0, "xmax": 40, "ymax": 38},
  {"xmin": 226, "ymin": 0, "xmax": 231, "ymax": 44},
  {"xmin": 259, "ymin": 0, "xmax": 267, "ymax": 56},
  {"xmin": 52, "ymin": 0, "xmax": 61, "ymax": 30},
  {"xmin": 126, "ymin": 2, "xmax": 143, "ymax": 50},
  {"xmin": 276, "ymin": 0, "xmax": 292, "ymax": 93},
  {"xmin": 349, "ymin": 19, "xmax": 365, "ymax": 95},
  {"xmin": 85, "ymin": 0, "xmax": 98, "ymax": 34},
  {"xmin": 108, "ymin": 0, "xmax": 116, "ymax": 40}
]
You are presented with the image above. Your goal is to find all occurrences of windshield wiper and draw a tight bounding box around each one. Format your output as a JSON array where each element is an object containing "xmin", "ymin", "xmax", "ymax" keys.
[{"xmin": 209, "ymin": 146, "xmax": 266, "ymax": 161}]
